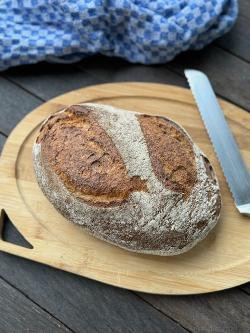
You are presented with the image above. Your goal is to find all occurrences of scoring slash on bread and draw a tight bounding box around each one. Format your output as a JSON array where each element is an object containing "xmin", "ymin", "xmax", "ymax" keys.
[{"xmin": 33, "ymin": 103, "xmax": 221, "ymax": 256}]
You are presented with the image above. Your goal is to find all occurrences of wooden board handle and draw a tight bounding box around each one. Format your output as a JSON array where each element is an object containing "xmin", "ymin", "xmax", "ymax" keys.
[{"xmin": 0, "ymin": 82, "xmax": 249, "ymax": 294}]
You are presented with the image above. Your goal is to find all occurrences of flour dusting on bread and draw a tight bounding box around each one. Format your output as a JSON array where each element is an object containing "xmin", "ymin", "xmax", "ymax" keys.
[{"xmin": 33, "ymin": 103, "xmax": 221, "ymax": 255}]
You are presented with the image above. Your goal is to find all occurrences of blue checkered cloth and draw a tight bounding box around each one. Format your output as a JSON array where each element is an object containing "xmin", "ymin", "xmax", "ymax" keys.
[{"xmin": 0, "ymin": 0, "xmax": 238, "ymax": 70}]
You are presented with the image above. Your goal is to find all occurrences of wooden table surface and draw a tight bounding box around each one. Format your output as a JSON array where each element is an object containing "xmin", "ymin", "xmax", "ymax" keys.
[{"xmin": 0, "ymin": 1, "xmax": 249, "ymax": 332}]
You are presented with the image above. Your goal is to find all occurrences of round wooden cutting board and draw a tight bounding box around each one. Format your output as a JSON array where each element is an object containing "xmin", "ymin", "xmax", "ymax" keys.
[{"xmin": 0, "ymin": 82, "xmax": 249, "ymax": 295}]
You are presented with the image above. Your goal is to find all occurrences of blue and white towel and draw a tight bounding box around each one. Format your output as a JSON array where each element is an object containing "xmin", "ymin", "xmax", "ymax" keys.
[{"xmin": 0, "ymin": 0, "xmax": 238, "ymax": 70}]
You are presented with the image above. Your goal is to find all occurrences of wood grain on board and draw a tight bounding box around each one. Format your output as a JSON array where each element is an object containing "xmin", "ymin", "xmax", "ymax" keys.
[
  {"xmin": 0, "ymin": 94, "xmax": 248, "ymax": 332},
  {"xmin": 0, "ymin": 83, "xmax": 249, "ymax": 297}
]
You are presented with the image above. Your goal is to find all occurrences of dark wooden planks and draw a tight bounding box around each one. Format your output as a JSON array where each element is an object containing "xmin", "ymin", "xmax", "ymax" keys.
[
  {"xmin": 216, "ymin": 13, "xmax": 250, "ymax": 62},
  {"xmin": 76, "ymin": 56, "xmax": 185, "ymax": 87},
  {"xmin": 6, "ymin": 49, "xmax": 250, "ymax": 115},
  {"xmin": 216, "ymin": 0, "xmax": 250, "ymax": 62},
  {"xmin": 4, "ymin": 63, "xmax": 101, "ymax": 101},
  {"xmin": 0, "ymin": 77, "xmax": 41, "ymax": 135},
  {"xmin": 0, "ymin": 275, "xmax": 71, "ymax": 333},
  {"xmin": 4, "ymin": 59, "xmax": 186, "ymax": 103},
  {"xmin": 139, "ymin": 288, "xmax": 250, "ymax": 333},
  {"xmin": 0, "ymin": 38, "xmax": 249, "ymax": 332},
  {"xmin": 238, "ymin": 0, "xmax": 250, "ymax": 20},
  {"xmin": 4, "ymin": 48, "xmax": 250, "ymax": 115},
  {"xmin": 2, "ymin": 213, "xmax": 33, "ymax": 249},
  {"xmin": 80, "ymin": 52, "xmax": 250, "ymax": 114},
  {"xmin": 167, "ymin": 45, "xmax": 250, "ymax": 111},
  {"xmin": 241, "ymin": 284, "xmax": 250, "ymax": 295},
  {"xmin": 0, "ymin": 251, "xmax": 187, "ymax": 333},
  {"xmin": 0, "ymin": 133, "xmax": 6, "ymax": 154}
]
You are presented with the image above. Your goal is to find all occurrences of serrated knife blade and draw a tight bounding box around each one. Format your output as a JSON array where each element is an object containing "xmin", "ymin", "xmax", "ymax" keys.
[{"xmin": 184, "ymin": 69, "xmax": 250, "ymax": 216}]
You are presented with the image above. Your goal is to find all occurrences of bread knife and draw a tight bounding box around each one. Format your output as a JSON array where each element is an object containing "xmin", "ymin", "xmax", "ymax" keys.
[{"xmin": 184, "ymin": 69, "xmax": 250, "ymax": 216}]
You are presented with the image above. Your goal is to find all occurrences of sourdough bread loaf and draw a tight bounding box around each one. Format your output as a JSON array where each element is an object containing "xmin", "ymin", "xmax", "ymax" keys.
[{"xmin": 33, "ymin": 103, "xmax": 221, "ymax": 255}]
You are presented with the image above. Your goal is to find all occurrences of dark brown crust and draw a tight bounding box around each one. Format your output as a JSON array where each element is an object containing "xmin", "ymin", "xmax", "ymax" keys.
[
  {"xmin": 37, "ymin": 105, "xmax": 147, "ymax": 206},
  {"xmin": 138, "ymin": 115, "xmax": 197, "ymax": 197}
]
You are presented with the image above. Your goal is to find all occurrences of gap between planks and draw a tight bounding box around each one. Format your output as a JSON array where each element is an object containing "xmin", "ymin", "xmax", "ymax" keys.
[
  {"xmin": 135, "ymin": 292, "xmax": 192, "ymax": 333},
  {"xmin": 0, "ymin": 273, "xmax": 75, "ymax": 333}
]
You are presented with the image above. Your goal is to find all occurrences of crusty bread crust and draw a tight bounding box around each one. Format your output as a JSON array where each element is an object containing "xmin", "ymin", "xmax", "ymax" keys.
[
  {"xmin": 138, "ymin": 114, "xmax": 197, "ymax": 197},
  {"xmin": 36, "ymin": 105, "xmax": 147, "ymax": 206},
  {"xmin": 33, "ymin": 103, "xmax": 221, "ymax": 255}
]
